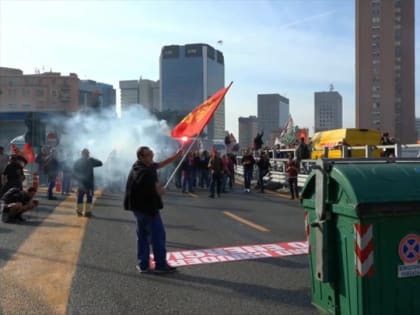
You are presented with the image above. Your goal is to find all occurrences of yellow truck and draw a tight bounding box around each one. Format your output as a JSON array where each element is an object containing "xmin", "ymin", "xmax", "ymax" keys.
[{"xmin": 310, "ymin": 128, "xmax": 382, "ymax": 159}]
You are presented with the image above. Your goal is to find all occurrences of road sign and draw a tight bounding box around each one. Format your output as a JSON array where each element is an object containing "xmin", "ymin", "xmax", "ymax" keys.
[
  {"xmin": 47, "ymin": 133, "xmax": 58, "ymax": 147},
  {"xmin": 399, "ymin": 234, "xmax": 420, "ymax": 264}
]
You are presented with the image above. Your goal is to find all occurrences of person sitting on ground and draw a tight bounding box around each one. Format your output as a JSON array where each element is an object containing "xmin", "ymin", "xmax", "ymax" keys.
[
  {"xmin": 1, "ymin": 187, "xmax": 39, "ymax": 223},
  {"xmin": 0, "ymin": 146, "xmax": 9, "ymax": 192}
]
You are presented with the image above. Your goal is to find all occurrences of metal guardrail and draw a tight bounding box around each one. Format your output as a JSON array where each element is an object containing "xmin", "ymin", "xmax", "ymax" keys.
[
  {"xmin": 234, "ymin": 143, "xmax": 420, "ymax": 190},
  {"xmin": 235, "ymin": 160, "xmax": 311, "ymax": 189}
]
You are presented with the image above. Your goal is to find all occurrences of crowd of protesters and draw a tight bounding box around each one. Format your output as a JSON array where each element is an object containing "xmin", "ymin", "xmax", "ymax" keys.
[
  {"xmin": 0, "ymin": 144, "xmax": 105, "ymax": 223},
  {"xmin": 0, "ymin": 129, "xmax": 402, "ymax": 222},
  {"xmin": 174, "ymin": 148, "xmax": 237, "ymax": 198}
]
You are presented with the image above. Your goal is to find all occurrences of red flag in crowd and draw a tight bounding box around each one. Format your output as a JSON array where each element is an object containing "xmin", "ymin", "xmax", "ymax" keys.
[
  {"xmin": 22, "ymin": 143, "xmax": 35, "ymax": 163},
  {"xmin": 297, "ymin": 128, "xmax": 309, "ymax": 144},
  {"xmin": 171, "ymin": 82, "xmax": 233, "ymax": 138},
  {"xmin": 10, "ymin": 143, "xmax": 35, "ymax": 163}
]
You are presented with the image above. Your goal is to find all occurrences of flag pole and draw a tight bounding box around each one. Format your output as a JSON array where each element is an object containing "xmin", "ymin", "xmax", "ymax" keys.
[
  {"xmin": 164, "ymin": 81, "xmax": 233, "ymax": 189},
  {"xmin": 163, "ymin": 136, "xmax": 200, "ymax": 189}
]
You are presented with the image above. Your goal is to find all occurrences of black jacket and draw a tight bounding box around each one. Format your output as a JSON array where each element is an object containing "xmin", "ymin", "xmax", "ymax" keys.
[
  {"xmin": 124, "ymin": 161, "xmax": 163, "ymax": 215},
  {"xmin": 73, "ymin": 157, "xmax": 102, "ymax": 190}
]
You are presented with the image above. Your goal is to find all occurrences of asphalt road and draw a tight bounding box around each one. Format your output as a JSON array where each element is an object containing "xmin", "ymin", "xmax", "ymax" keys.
[{"xmin": 0, "ymin": 185, "xmax": 317, "ymax": 315}]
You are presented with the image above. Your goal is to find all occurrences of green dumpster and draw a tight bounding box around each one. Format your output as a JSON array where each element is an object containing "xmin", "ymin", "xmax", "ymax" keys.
[{"xmin": 301, "ymin": 159, "xmax": 420, "ymax": 315}]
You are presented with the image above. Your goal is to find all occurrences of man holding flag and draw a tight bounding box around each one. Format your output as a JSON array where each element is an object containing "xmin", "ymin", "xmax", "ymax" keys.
[
  {"xmin": 124, "ymin": 83, "xmax": 232, "ymax": 274},
  {"xmin": 124, "ymin": 146, "xmax": 182, "ymax": 274}
]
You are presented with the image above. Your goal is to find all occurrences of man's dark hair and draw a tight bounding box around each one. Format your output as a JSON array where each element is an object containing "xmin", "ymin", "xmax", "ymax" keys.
[{"xmin": 137, "ymin": 146, "xmax": 150, "ymax": 159}]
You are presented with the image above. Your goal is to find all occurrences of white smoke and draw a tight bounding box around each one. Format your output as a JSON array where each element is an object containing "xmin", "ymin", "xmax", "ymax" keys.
[{"xmin": 52, "ymin": 105, "xmax": 179, "ymax": 191}]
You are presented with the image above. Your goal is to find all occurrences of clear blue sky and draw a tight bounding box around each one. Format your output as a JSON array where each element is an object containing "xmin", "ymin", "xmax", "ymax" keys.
[{"xmin": 1, "ymin": 0, "xmax": 419, "ymax": 137}]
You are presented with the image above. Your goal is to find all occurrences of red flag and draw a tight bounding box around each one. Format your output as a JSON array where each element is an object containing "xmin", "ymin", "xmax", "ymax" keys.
[
  {"xmin": 297, "ymin": 128, "xmax": 309, "ymax": 144},
  {"xmin": 22, "ymin": 143, "xmax": 35, "ymax": 163},
  {"xmin": 10, "ymin": 143, "xmax": 35, "ymax": 163},
  {"xmin": 171, "ymin": 82, "xmax": 233, "ymax": 138}
]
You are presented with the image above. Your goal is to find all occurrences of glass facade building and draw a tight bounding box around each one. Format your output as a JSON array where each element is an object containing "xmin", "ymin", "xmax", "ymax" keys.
[
  {"xmin": 314, "ymin": 90, "xmax": 343, "ymax": 132},
  {"xmin": 257, "ymin": 94, "xmax": 289, "ymax": 145},
  {"xmin": 160, "ymin": 43, "xmax": 225, "ymax": 140}
]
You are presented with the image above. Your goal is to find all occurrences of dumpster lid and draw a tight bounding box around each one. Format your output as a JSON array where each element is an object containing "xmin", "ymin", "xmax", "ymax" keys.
[{"xmin": 301, "ymin": 161, "xmax": 420, "ymax": 215}]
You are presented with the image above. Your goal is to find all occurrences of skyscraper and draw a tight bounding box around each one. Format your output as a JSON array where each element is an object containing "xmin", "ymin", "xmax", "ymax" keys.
[
  {"xmin": 238, "ymin": 115, "xmax": 258, "ymax": 150},
  {"xmin": 257, "ymin": 94, "xmax": 289, "ymax": 145},
  {"xmin": 119, "ymin": 80, "xmax": 139, "ymax": 106},
  {"xmin": 356, "ymin": 0, "xmax": 415, "ymax": 143},
  {"xmin": 314, "ymin": 88, "xmax": 343, "ymax": 132},
  {"xmin": 160, "ymin": 43, "xmax": 225, "ymax": 140},
  {"xmin": 119, "ymin": 78, "xmax": 160, "ymax": 112},
  {"xmin": 80, "ymin": 80, "xmax": 116, "ymax": 111},
  {"xmin": 416, "ymin": 118, "xmax": 420, "ymax": 140}
]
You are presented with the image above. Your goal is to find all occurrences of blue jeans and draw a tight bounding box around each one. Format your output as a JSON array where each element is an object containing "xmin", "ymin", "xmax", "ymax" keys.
[
  {"xmin": 199, "ymin": 169, "xmax": 210, "ymax": 188},
  {"xmin": 77, "ymin": 188, "xmax": 92, "ymax": 204},
  {"xmin": 62, "ymin": 172, "xmax": 72, "ymax": 194},
  {"xmin": 182, "ymin": 171, "xmax": 193, "ymax": 192},
  {"xmin": 209, "ymin": 172, "xmax": 223, "ymax": 196},
  {"xmin": 133, "ymin": 212, "xmax": 167, "ymax": 269},
  {"xmin": 244, "ymin": 168, "xmax": 253, "ymax": 189},
  {"xmin": 48, "ymin": 176, "xmax": 56, "ymax": 198},
  {"xmin": 258, "ymin": 169, "xmax": 268, "ymax": 192}
]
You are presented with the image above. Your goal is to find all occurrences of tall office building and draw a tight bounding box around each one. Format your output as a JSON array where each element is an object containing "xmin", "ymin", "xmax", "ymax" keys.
[
  {"xmin": 238, "ymin": 116, "xmax": 258, "ymax": 150},
  {"xmin": 119, "ymin": 78, "xmax": 160, "ymax": 112},
  {"xmin": 314, "ymin": 88, "xmax": 343, "ymax": 132},
  {"xmin": 416, "ymin": 118, "xmax": 420, "ymax": 141},
  {"xmin": 119, "ymin": 80, "xmax": 139, "ymax": 107},
  {"xmin": 356, "ymin": 0, "xmax": 415, "ymax": 143},
  {"xmin": 257, "ymin": 94, "xmax": 289, "ymax": 145},
  {"xmin": 160, "ymin": 43, "xmax": 225, "ymax": 140},
  {"xmin": 79, "ymin": 80, "xmax": 116, "ymax": 111},
  {"xmin": 139, "ymin": 79, "xmax": 160, "ymax": 112}
]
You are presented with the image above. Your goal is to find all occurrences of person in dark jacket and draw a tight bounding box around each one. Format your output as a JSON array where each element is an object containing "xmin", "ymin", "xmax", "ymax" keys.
[
  {"xmin": 44, "ymin": 149, "xmax": 60, "ymax": 200},
  {"xmin": 124, "ymin": 146, "xmax": 182, "ymax": 274},
  {"xmin": 208, "ymin": 149, "xmax": 224, "ymax": 198},
  {"xmin": 241, "ymin": 150, "xmax": 255, "ymax": 193},
  {"xmin": 73, "ymin": 148, "xmax": 102, "ymax": 217},
  {"xmin": 0, "ymin": 155, "xmax": 26, "ymax": 197},
  {"xmin": 256, "ymin": 152, "xmax": 271, "ymax": 193}
]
